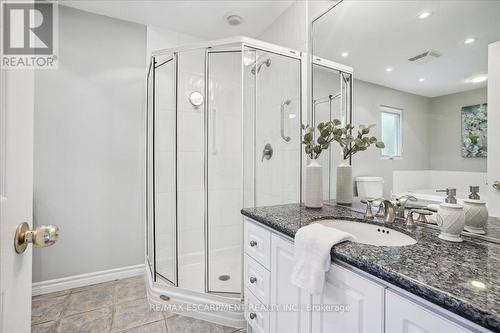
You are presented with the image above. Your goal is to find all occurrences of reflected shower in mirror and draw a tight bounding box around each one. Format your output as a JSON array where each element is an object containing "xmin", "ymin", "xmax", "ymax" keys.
[{"xmin": 312, "ymin": 0, "xmax": 500, "ymax": 241}]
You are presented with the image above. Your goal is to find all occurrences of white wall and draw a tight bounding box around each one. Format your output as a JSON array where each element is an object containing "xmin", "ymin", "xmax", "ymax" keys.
[
  {"xmin": 258, "ymin": 0, "xmax": 309, "ymax": 52},
  {"xmin": 352, "ymin": 80, "xmax": 431, "ymax": 198},
  {"xmin": 146, "ymin": 25, "xmax": 202, "ymax": 58},
  {"xmin": 428, "ymin": 87, "xmax": 487, "ymax": 172},
  {"xmin": 33, "ymin": 6, "xmax": 146, "ymax": 282}
]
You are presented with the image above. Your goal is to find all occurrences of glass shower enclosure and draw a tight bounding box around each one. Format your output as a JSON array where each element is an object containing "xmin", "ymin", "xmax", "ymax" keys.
[{"xmin": 145, "ymin": 37, "xmax": 303, "ymax": 326}]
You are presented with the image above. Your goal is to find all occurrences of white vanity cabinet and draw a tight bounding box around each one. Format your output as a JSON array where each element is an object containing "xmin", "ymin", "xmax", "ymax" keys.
[
  {"xmin": 243, "ymin": 217, "xmax": 489, "ymax": 333},
  {"xmin": 244, "ymin": 219, "xmax": 310, "ymax": 333},
  {"xmin": 385, "ymin": 290, "xmax": 474, "ymax": 333},
  {"xmin": 311, "ymin": 263, "xmax": 385, "ymax": 333},
  {"xmin": 269, "ymin": 234, "xmax": 311, "ymax": 333}
]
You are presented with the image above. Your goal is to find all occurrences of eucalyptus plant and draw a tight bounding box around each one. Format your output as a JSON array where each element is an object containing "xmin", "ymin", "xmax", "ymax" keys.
[
  {"xmin": 333, "ymin": 123, "xmax": 385, "ymax": 160},
  {"xmin": 302, "ymin": 119, "xmax": 385, "ymax": 160},
  {"xmin": 301, "ymin": 119, "xmax": 342, "ymax": 159}
]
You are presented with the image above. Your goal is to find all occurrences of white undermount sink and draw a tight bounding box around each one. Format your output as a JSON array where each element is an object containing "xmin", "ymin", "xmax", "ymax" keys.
[{"xmin": 317, "ymin": 220, "xmax": 417, "ymax": 247}]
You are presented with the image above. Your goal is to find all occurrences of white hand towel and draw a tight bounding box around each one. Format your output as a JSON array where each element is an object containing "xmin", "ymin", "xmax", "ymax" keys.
[{"xmin": 290, "ymin": 223, "xmax": 355, "ymax": 295}]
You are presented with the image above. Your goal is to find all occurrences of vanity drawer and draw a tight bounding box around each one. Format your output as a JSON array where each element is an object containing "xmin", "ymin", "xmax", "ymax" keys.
[
  {"xmin": 244, "ymin": 254, "xmax": 270, "ymax": 305},
  {"xmin": 245, "ymin": 288, "xmax": 270, "ymax": 333},
  {"xmin": 244, "ymin": 219, "xmax": 271, "ymax": 269}
]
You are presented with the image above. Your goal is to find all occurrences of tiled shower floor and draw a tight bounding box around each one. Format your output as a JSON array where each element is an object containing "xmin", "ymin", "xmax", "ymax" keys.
[{"xmin": 32, "ymin": 276, "xmax": 246, "ymax": 333}]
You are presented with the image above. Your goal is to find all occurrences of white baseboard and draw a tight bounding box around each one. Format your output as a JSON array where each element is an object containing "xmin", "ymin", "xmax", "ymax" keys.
[{"xmin": 32, "ymin": 264, "xmax": 145, "ymax": 296}]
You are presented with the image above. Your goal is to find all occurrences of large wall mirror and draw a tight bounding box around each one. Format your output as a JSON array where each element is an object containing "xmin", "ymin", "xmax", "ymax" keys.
[{"xmin": 312, "ymin": 0, "xmax": 500, "ymax": 241}]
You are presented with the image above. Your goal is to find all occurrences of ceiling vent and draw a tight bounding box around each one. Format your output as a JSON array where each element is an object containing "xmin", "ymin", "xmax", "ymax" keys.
[{"xmin": 408, "ymin": 50, "xmax": 442, "ymax": 64}]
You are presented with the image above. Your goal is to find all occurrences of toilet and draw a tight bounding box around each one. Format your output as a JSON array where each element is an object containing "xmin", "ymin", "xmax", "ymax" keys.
[{"xmin": 356, "ymin": 176, "xmax": 384, "ymax": 199}]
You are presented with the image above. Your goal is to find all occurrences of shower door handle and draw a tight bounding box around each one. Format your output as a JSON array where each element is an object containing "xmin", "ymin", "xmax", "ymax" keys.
[
  {"xmin": 210, "ymin": 108, "xmax": 217, "ymax": 155},
  {"xmin": 280, "ymin": 101, "xmax": 291, "ymax": 142}
]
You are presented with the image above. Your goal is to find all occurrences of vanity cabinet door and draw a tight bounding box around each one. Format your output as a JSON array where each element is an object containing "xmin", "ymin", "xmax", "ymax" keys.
[
  {"xmin": 270, "ymin": 234, "xmax": 311, "ymax": 333},
  {"xmin": 311, "ymin": 263, "xmax": 385, "ymax": 333},
  {"xmin": 385, "ymin": 290, "xmax": 473, "ymax": 333}
]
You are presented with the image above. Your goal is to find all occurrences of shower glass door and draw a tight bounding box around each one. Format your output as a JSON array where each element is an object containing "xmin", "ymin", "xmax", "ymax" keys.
[
  {"xmin": 152, "ymin": 54, "xmax": 178, "ymax": 286},
  {"xmin": 244, "ymin": 46, "xmax": 302, "ymax": 207},
  {"xmin": 206, "ymin": 49, "xmax": 243, "ymax": 294}
]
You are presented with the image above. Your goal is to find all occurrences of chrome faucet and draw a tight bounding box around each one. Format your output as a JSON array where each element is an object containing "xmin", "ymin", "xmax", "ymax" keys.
[
  {"xmin": 395, "ymin": 195, "xmax": 417, "ymax": 218},
  {"xmin": 371, "ymin": 199, "xmax": 396, "ymax": 224}
]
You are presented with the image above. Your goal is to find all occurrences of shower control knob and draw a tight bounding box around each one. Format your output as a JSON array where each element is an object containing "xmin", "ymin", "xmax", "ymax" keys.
[
  {"xmin": 249, "ymin": 276, "xmax": 257, "ymax": 284},
  {"xmin": 249, "ymin": 313, "xmax": 257, "ymax": 320},
  {"xmin": 249, "ymin": 240, "xmax": 257, "ymax": 247}
]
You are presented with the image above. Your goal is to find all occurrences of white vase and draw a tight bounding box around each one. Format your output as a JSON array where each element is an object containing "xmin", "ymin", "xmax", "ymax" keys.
[
  {"xmin": 436, "ymin": 203, "xmax": 465, "ymax": 242},
  {"xmin": 463, "ymin": 199, "xmax": 488, "ymax": 234},
  {"xmin": 305, "ymin": 159, "xmax": 323, "ymax": 208},
  {"xmin": 336, "ymin": 163, "xmax": 353, "ymax": 205}
]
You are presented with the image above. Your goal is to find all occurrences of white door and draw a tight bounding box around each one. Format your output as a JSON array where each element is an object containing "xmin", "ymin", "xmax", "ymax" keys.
[
  {"xmin": 0, "ymin": 67, "xmax": 35, "ymax": 332},
  {"xmin": 269, "ymin": 234, "xmax": 310, "ymax": 333},
  {"xmin": 311, "ymin": 263, "xmax": 385, "ymax": 333},
  {"xmin": 488, "ymin": 41, "xmax": 500, "ymax": 217}
]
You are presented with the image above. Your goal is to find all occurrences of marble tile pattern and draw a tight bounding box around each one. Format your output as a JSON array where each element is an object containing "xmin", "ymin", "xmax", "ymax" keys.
[
  {"xmin": 32, "ymin": 276, "xmax": 246, "ymax": 333},
  {"xmin": 241, "ymin": 203, "xmax": 500, "ymax": 332}
]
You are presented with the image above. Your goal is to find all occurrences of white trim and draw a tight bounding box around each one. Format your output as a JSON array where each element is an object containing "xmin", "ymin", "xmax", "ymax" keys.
[{"xmin": 32, "ymin": 264, "xmax": 144, "ymax": 296}]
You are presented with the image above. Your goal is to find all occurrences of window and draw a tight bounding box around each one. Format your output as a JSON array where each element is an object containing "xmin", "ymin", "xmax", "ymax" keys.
[{"xmin": 380, "ymin": 106, "xmax": 402, "ymax": 159}]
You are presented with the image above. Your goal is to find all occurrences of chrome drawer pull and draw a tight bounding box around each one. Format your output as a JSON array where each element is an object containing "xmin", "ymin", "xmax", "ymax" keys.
[
  {"xmin": 249, "ymin": 240, "xmax": 257, "ymax": 247},
  {"xmin": 249, "ymin": 312, "xmax": 257, "ymax": 320},
  {"xmin": 249, "ymin": 276, "xmax": 257, "ymax": 284}
]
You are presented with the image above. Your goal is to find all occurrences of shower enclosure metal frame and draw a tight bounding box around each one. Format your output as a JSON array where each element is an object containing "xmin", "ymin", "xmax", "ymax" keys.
[{"xmin": 145, "ymin": 36, "xmax": 304, "ymax": 327}]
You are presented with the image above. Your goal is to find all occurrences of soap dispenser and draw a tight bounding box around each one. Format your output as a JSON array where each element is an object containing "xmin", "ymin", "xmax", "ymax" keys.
[{"xmin": 436, "ymin": 188, "xmax": 457, "ymax": 204}]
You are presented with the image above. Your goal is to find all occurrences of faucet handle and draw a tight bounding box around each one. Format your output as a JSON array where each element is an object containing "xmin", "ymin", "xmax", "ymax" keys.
[
  {"xmin": 361, "ymin": 198, "xmax": 375, "ymax": 219},
  {"xmin": 406, "ymin": 210, "xmax": 418, "ymax": 228},
  {"xmin": 370, "ymin": 198, "xmax": 384, "ymax": 217}
]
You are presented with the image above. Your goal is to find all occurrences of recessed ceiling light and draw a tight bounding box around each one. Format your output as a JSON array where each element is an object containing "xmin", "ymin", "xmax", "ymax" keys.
[
  {"xmin": 470, "ymin": 75, "xmax": 487, "ymax": 83},
  {"xmin": 289, "ymin": 114, "xmax": 297, "ymax": 119},
  {"xmin": 225, "ymin": 14, "xmax": 243, "ymax": 26},
  {"xmin": 385, "ymin": 67, "xmax": 393, "ymax": 73},
  {"xmin": 419, "ymin": 78, "xmax": 425, "ymax": 82},
  {"xmin": 464, "ymin": 37, "xmax": 476, "ymax": 45},
  {"xmin": 417, "ymin": 11, "xmax": 432, "ymax": 20},
  {"xmin": 341, "ymin": 51, "xmax": 349, "ymax": 57}
]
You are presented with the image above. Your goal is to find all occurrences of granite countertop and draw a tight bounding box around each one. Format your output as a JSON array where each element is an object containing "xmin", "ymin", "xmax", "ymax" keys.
[{"xmin": 241, "ymin": 203, "xmax": 500, "ymax": 332}]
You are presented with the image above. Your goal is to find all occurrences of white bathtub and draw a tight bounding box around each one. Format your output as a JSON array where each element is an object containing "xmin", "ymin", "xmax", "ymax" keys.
[{"xmin": 393, "ymin": 170, "xmax": 488, "ymax": 204}]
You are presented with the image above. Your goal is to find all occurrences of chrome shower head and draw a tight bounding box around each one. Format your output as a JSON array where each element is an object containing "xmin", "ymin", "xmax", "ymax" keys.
[{"xmin": 251, "ymin": 58, "xmax": 271, "ymax": 74}]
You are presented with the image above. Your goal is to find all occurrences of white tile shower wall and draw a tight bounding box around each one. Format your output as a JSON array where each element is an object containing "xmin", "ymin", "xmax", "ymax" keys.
[{"xmin": 255, "ymin": 52, "xmax": 302, "ymax": 206}]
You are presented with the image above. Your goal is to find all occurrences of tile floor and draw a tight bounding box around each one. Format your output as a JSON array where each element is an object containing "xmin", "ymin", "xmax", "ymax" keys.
[{"xmin": 32, "ymin": 276, "xmax": 246, "ymax": 333}]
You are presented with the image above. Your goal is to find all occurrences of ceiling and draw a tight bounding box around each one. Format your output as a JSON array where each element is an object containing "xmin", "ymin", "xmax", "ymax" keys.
[
  {"xmin": 313, "ymin": 0, "xmax": 500, "ymax": 98},
  {"xmin": 62, "ymin": 0, "xmax": 295, "ymax": 40}
]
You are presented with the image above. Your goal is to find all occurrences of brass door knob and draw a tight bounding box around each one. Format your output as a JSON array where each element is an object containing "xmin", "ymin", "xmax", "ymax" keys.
[
  {"xmin": 493, "ymin": 181, "xmax": 500, "ymax": 191},
  {"xmin": 14, "ymin": 222, "xmax": 59, "ymax": 254}
]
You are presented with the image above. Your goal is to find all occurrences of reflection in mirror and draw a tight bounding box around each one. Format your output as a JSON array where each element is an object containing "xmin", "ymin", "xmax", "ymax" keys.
[
  {"xmin": 312, "ymin": 0, "xmax": 500, "ymax": 242},
  {"xmin": 312, "ymin": 59, "xmax": 352, "ymax": 202}
]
